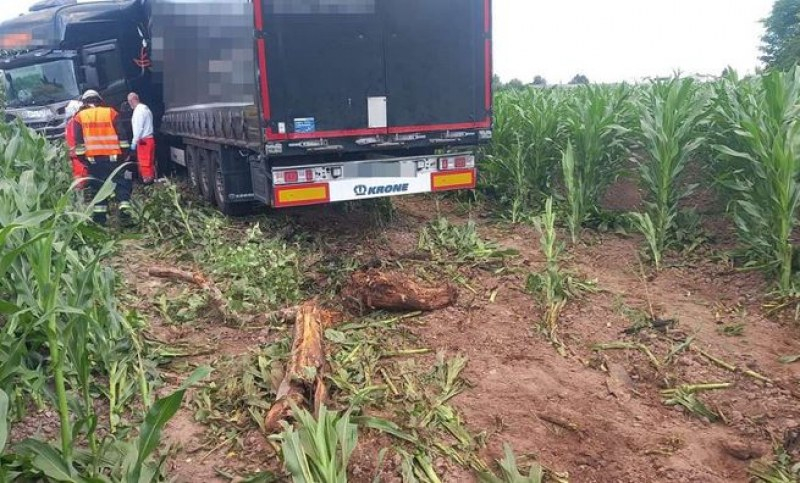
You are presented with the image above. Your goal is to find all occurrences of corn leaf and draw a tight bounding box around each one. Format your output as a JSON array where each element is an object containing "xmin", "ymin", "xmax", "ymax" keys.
[
  {"xmin": 15, "ymin": 438, "xmax": 79, "ymax": 482},
  {"xmin": 127, "ymin": 366, "xmax": 211, "ymax": 483},
  {"xmin": 0, "ymin": 389, "xmax": 8, "ymax": 454}
]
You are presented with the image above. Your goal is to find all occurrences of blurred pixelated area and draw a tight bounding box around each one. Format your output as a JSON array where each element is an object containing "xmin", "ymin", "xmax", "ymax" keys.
[
  {"xmin": 269, "ymin": 0, "xmax": 375, "ymax": 14},
  {"xmin": 150, "ymin": 0, "xmax": 254, "ymax": 109}
]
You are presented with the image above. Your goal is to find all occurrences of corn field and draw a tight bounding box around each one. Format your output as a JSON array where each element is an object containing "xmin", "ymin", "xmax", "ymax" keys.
[
  {"xmin": 484, "ymin": 67, "xmax": 800, "ymax": 292},
  {"xmin": 3, "ymin": 67, "xmax": 800, "ymax": 482},
  {"xmin": 0, "ymin": 120, "xmax": 207, "ymax": 481}
]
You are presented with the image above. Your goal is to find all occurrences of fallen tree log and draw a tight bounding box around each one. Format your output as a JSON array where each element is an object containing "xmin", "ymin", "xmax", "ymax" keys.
[
  {"xmin": 148, "ymin": 266, "xmax": 230, "ymax": 321},
  {"xmin": 264, "ymin": 301, "xmax": 336, "ymax": 431},
  {"xmin": 341, "ymin": 269, "xmax": 458, "ymax": 313}
]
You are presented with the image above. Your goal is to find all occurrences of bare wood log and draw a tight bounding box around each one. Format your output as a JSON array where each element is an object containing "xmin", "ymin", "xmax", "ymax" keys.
[
  {"xmin": 264, "ymin": 301, "xmax": 336, "ymax": 432},
  {"xmin": 148, "ymin": 266, "xmax": 230, "ymax": 320},
  {"xmin": 342, "ymin": 269, "xmax": 458, "ymax": 313}
]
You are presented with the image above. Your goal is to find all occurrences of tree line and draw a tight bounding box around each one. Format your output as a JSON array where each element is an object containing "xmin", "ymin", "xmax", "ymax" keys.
[{"xmin": 493, "ymin": 74, "xmax": 590, "ymax": 91}]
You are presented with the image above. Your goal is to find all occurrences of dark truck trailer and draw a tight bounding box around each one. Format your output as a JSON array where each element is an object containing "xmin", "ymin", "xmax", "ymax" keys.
[
  {"xmin": 0, "ymin": 0, "xmax": 159, "ymax": 140},
  {"xmin": 152, "ymin": 0, "xmax": 493, "ymax": 212}
]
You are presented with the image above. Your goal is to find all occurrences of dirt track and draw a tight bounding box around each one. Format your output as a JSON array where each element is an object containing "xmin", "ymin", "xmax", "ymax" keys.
[{"xmin": 116, "ymin": 188, "xmax": 800, "ymax": 482}]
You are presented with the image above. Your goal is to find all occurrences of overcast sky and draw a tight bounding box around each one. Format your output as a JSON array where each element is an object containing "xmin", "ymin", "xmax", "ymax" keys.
[{"xmin": 1, "ymin": 0, "xmax": 775, "ymax": 84}]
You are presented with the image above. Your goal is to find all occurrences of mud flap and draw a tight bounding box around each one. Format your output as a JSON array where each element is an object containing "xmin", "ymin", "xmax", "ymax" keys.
[{"xmin": 249, "ymin": 156, "xmax": 271, "ymax": 204}]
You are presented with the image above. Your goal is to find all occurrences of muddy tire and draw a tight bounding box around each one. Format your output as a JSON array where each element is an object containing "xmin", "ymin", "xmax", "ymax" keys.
[
  {"xmin": 198, "ymin": 148, "xmax": 215, "ymax": 204},
  {"xmin": 186, "ymin": 145, "xmax": 202, "ymax": 194}
]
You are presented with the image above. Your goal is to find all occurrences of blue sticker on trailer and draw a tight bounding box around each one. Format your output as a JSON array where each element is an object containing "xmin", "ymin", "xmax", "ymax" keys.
[{"xmin": 294, "ymin": 117, "xmax": 316, "ymax": 133}]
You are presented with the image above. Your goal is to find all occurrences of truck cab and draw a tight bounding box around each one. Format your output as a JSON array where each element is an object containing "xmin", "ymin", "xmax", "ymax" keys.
[{"xmin": 0, "ymin": 0, "xmax": 158, "ymax": 140}]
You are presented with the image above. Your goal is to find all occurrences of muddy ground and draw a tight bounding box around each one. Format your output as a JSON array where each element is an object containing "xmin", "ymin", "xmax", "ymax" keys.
[{"xmin": 114, "ymin": 181, "xmax": 800, "ymax": 483}]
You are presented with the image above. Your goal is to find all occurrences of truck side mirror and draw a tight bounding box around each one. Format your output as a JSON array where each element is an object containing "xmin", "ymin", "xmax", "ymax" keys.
[{"xmin": 86, "ymin": 54, "xmax": 97, "ymax": 67}]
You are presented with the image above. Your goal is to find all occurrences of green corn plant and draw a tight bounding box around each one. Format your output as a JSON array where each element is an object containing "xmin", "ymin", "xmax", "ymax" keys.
[
  {"xmin": 633, "ymin": 77, "xmax": 708, "ymax": 269},
  {"xmin": 749, "ymin": 446, "xmax": 800, "ymax": 483},
  {"xmin": 560, "ymin": 142, "xmax": 584, "ymax": 243},
  {"xmin": 277, "ymin": 405, "xmax": 358, "ymax": 483},
  {"xmin": 418, "ymin": 217, "xmax": 516, "ymax": 263},
  {"xmin": 528, "ymin": 197, "xmax": 569, "ymax": 354},
  {"xmin": 397, "ymin": 450, "xmax": 442, "ymax": 483},
  {"xmin": 484, "ymin": 88, "xmax": 566, "ymax": 221},
  {"xmin": 0, "ymin": 389, "xmax": 7, "ymax": 455},
  {"xmin": 706, "ymin": 69, "xmax": 757, "ymax": 198},
  {"xmin": 3, "ymin": 367, "xmax": 209, "ymax": 482},
  {"xmin": 660, "ymin": 383, "xmax": 731, "ymax": 422},
  {"xmin": 478, "ymin": 443, "xmax": 544, "ymax": 483},
  {"xmin": 629, "ymin": 212, "xmax": 662, "ymax": 269},
  {"xmin": 562, "ymin": 84, "xmax": 633, "ymax": 241},
  {"xmin": 713, "ymin": 68, "xmax": 800, "ymax": 292},
  {"xmin": 0, "ymin": 119, "xmax": 170, "ymax": 480},
  {"xmin": 0, "ymin": 176, "xmax": 107, "ymax": 470},
  {"xmin": 527, "ymin": 198, "xmax": 596, "ymax": 355}
]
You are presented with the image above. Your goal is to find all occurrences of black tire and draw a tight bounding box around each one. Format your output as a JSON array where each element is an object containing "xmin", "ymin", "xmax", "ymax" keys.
[
  {"xmin": 198, "ymin": 148, "xmax": 215, "ymax": 204},
  {"xmin": 186, "ymin": 146, "xmax": 202, "ymax": 194},
  {"xmin": 212, "ymin": 152, "xmax": 252, "ymax": 216}
]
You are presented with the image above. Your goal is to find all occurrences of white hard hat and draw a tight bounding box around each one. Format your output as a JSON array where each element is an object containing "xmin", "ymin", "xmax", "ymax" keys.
[
  {"xmin": 65, "ymin": 100, "xmax": 82, "ymax": 118},
  {"xmin": 81, "ymin": 89, "xmax": 102, "ymax": 102}
]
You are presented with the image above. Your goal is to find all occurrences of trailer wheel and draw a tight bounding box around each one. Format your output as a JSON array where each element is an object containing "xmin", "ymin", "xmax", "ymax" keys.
[
  {"xmin": 212, "ymin": 152, "xmax": 251, "ymax": 216},
  {"xmin": 198, "ymin": 148, "xmax": 216, "ymax": 204},
  {"xmin": 186, "ymin": 146, "xmax": 202, "ymax": 193}
]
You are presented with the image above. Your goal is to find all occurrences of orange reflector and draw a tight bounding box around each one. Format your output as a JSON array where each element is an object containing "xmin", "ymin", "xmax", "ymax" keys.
[
  {"xmin": 431, "ymin": 169, "xmax": 476, "ymax": 191},
  {"xmin": 274, "ymin": 183, "xmax": 330, "ymax": 208},
  {"xmin": 0, "ymin": 33, "xmax": 32, "ymax": 49}
]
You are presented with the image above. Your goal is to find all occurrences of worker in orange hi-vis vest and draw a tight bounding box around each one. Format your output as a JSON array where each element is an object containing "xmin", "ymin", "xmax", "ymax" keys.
[
  {"xmin": 73, "ymin": 90, "xmax": 133, "ymax": 225},
  {"xmin": 127, "ymin": 92, "xmax": 156, "ymax": 184},
  {"xmin": 64, "ymin": 100, "xmax": 87, "ymax": 188}
]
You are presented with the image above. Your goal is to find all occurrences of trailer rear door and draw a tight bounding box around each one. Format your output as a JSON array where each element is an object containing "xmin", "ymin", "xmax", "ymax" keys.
[
  {"xmin": 257, "ymin": 1, "xmax": 386, "ymax": 140},
  {"xmin": 383, "ymin": 0, "xmax": 489, "ymax": 133},
  {"xmin": 255, "ymin": 0, "xmax": 491, "ymax": 141}
]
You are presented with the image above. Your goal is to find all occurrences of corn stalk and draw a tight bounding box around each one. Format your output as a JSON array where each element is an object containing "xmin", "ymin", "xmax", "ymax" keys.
[
  {"xmin": 633, "ymin": 78, "xmax": 707, "ymax": 269},
  {"xmin": 484, "ymin": 88, "xmax": 565, "ymax": 221},
  {"xmin": 528, "ymin": 198, "xmax": 595, "ymax": 355},
  {"xmin": 562, "ymin": 84, "xmax": 632, "ymax": 241},
  {"xmin": 0, "ymin": 120, "xmax": 162, "ymax": 478},
  {"xmin": 713, "ymin": 68, "xmax": 800, "ymax": 292}
]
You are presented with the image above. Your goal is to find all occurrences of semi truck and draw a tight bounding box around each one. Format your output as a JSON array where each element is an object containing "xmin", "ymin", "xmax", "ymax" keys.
[
  {"xmin": 2, "ymin": 0, "xmax": 493, "ymax": 213},
  {"xmin": 0, "ymin": 0, "xmax": 158, "ymax": 140}
]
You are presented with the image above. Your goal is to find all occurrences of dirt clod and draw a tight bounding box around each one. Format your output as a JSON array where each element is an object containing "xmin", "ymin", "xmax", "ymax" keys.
[{"xmin": 721, "ymin": 439, "xmax": 767, "ymax": 460}]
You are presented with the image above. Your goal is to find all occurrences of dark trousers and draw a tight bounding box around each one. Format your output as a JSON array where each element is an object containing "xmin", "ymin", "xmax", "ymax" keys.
[{"xmin": 84, "ymin": 156, "xmax": 133, "ymax": 217}]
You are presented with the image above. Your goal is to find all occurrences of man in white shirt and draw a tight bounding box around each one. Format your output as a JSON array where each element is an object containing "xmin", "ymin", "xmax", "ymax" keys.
[{"xmin": 127, "ymin": 92, "xmax": 156, "ymax": 184}]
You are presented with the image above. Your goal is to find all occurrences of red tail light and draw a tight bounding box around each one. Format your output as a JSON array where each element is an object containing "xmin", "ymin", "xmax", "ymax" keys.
[{"xmin": 438, "ymin": 155, "xmax": 475, "ymax": 171}]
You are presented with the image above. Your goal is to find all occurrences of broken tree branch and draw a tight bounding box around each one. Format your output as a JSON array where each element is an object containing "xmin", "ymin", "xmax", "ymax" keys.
[{"xmin": 148, "ymin": 265, "xmax": 230, "ymax": 321}]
